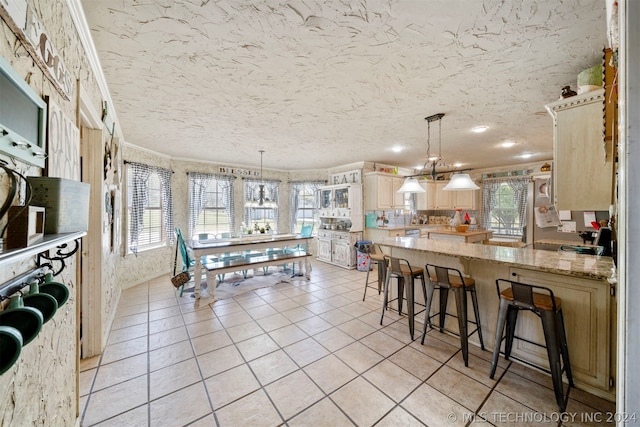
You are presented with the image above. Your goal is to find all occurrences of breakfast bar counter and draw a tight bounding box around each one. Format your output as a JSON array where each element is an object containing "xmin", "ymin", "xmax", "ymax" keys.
[{"xmin": 376, "ymin": 237, "xmax": 616, "ymax": 401}]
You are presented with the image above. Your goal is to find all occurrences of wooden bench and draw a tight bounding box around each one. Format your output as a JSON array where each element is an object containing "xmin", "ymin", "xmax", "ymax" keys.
[{"xmin": 204, "ymin": 250, "xmax": 312, "ymax": 281}]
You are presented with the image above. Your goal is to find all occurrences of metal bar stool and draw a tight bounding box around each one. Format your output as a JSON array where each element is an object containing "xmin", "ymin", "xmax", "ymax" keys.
[
  {"xmin": 362, "ymin": 244, "xmax": 387, "ymax": 301},
  {"xmin": 490, "ymin": 279, "xmax": 574, "ymax": 412},
  {"xmin": 380, "ymin": 256, "xmax": 427, "ymax": 340},
  {"xmin": 421, "ymin": 264, "xmax": 485, "ymax": 367}
]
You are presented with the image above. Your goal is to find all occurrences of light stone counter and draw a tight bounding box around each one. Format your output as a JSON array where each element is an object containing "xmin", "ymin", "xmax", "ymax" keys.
[
  {"xmin": 377, "ymin": 236, "xmax": 615, "ymax": 281},
  {"xmin": 375, "ymin": 236, "xmax": 616, "ymax": 401}
]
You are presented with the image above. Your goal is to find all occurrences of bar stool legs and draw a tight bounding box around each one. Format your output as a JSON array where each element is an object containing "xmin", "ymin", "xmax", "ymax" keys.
[
  {"xmin": 490, "ymin": 279, "xmax": 574, "ymax": 413},
  {"xmin": 380, "ymin": 256, "xmax": 426, "ymax": 340},
  {"xmin": 362, "ymin": 256, "xmax": 385, "ymax": 300},
  {"xmin": 421, "ymin": 264, "xmax": 484, "ymax": 367},
  {"xmin": 362, "ymin": 245, "xmax": 387, "ymax": 301}
]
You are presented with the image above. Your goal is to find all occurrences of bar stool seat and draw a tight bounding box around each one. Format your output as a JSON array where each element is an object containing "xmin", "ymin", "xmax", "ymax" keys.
[
  {"xmin": 421, "ymin": 264, "xmax": 484, "ymax": 367},
  {"xmin": 490, "ymin": 279, "xmax": 574, "ymax": 413},
  {"xmin": 380, "ymin": 256, "xmax": 426, "ymax": 340},
  {"xmin": 362, "ymin": 245, "xmax": 386, "ymax": 301}
]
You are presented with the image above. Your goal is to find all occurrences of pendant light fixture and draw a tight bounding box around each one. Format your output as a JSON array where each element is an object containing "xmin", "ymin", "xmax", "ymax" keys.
[
  {"xmin": 397, "ymin": 113, "xmax": 446, "ymax": 193},
  {"xmin": 397, "ymin": 176, "xmax": 425, "ymax": 193},
  {"xmin": 442, "ymin": 173, "xmax": 480, "ymax": 191},
  {"xmin": 245, "ymin": 150, "xmax": 277, "ymax": 208},
  {"xmin": 398, "ymin": 113, "xmax": 479, "ymax": 192}
]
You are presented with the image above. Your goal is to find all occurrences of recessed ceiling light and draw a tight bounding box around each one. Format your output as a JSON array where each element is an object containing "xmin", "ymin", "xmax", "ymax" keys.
[
  {"xmin": 519, "ymin": 152, "xmax": 534, "ymax": 159},
  {"xmin": 501, "ymin": 141, "xmax": 516, "ymax": 148},
  {"xmin": 472, "ymin": 125, "xmax": 489, "ymax": 133},
  {"xmin": 453, "ymin": 162, "xmax": 463, "ymax": 168},
  {"xmin": 391, "ymin": 145, "xmax": 403, "ymax": 153}
]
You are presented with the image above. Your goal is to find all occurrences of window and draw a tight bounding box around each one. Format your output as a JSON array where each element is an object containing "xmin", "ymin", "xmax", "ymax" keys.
[
  {"xmin": 188, "ymin": 172, "xmax": 235, "ymax": 237},
  {"xmin": 481, "ymin": 177, "xmax": 528, "ymax": 237},
  {"xmin": 290, "ymin": 181, "xmax": 323, "ymax": 234},
  {"xmin": 244, "ymin": 180, "xmax": 279, "ymax": 232},
  {"xmin": 126, "ymin": 162, "xmax": 173, "ymax": 254}
]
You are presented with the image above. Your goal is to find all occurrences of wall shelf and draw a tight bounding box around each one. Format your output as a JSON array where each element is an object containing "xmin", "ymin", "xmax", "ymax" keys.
[{"xmin": 0, "ymin": 231, "xmax": 85, "ymax": 270}]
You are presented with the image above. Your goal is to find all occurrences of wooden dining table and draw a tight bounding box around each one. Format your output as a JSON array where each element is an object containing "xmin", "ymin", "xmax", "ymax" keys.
[{"xmin": 188, "ymin": 233, "xmax": 313, "ymax": 298}]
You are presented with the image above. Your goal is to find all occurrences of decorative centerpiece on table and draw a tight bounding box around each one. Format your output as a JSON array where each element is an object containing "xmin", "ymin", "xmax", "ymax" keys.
[{"xmin": 451, "ymin": 209, "xmax": 471, "ymax": 232}]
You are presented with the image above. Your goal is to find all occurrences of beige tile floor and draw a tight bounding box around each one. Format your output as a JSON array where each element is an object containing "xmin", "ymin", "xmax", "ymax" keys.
[{"xmin": 80, "ymin": 261, "xmax": 615, "ymax": 426}]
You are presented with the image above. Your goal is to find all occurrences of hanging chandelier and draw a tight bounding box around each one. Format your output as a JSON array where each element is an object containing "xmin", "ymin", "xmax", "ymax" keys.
[
  {"xmin": 397, "ymin": 113, "xmax": 446, "ymax": 193},
  {"xmin": 245, "ymin": 150, "xmax": 277, "ymax": 208},
  {"xmin": 398, "ymin": 113, "xmax": 479, "ymax": 192}
]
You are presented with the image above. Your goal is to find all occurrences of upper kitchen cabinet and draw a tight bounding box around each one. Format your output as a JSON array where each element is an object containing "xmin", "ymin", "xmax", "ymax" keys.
[
  {"xmin": 546, "ymin": 87, "xmax": 614, "ymax": 210},
  {"xmin": 416, "ymin": 181, "xmax": 478, "ymax": 210},
  {"xmin": 364, "ymin": 173, "xmax": 406, "ymax": 210}
]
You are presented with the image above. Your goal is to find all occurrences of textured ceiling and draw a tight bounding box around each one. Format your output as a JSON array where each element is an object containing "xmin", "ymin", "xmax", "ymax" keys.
[{"xmin": 81, "ymin": 0, "xmax": 607, "ymax": 171}]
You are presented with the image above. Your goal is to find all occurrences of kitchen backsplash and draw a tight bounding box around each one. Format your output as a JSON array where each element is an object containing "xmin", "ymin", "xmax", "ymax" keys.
[{"xmin": 365, "ymin": 209, "xmax": 480, "ymax": 228}]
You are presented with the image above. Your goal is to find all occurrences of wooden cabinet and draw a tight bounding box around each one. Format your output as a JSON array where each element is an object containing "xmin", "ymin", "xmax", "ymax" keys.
[
  {"xmin": 316, "ymin": 230, "xmax": 362, "ymax": 269},
  {"xmin": 452, "ymin": 187, "xmax": 477, "ymax": 210},
  {"xmin": 509, "ymin": 267, "xmax": 614, "ymax": 393},
  {"xmin": 415, "ymin": 181, "xmax": 477, "ymax": 210},
  {"xmin": 364, "ymin": 173, "xmax": 406, "ymax": 211},
  {"xmin": 545, "ymin": 88, "xmax": 614, "ymax": 210},
  {"xmin": 317, "ymin": 235, "xmax": 332, "ymax": 262},
  {"xmin": 318, "ymin": 184, "xmax": 363, "ymax": 232}
]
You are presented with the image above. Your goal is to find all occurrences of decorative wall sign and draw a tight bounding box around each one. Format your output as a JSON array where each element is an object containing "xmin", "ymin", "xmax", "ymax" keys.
[
  {"xmin": 0, "ymin": 0, "xmax": 27, "ymax": 31},
  {"xmin": 46, "ymin": 97, "xmax": 80, "ymax": 181},
  {"xmin": 329, "ymin": 169, "xmax": 361, "ymax": 185},
  {"xmin": 25, "ymin": 8, "xmax": 73, "ymax": 100},
  {"xmin": 218, "ymin": 166, "xmax": 260, "ymax": 177},
  {"xmin": 0, "ymin": 5, "xmax": 74, "ymax": 101}
]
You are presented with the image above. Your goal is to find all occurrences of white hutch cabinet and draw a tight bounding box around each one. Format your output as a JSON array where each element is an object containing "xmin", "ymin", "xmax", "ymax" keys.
[{"xmin": 317, "ymin": 183, "xmax": 363, "ymax": 269}]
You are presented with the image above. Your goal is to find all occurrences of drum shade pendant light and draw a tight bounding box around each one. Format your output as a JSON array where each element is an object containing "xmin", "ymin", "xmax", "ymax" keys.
[{"xmin": 245, "ymin": 150, "xmax": 277, "ymax": 208}]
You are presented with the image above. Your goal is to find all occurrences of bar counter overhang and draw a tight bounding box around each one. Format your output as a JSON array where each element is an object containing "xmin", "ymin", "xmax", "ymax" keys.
[{"xmin": 375, "ymin": 236, "xmax": 616, "ymax": 401}]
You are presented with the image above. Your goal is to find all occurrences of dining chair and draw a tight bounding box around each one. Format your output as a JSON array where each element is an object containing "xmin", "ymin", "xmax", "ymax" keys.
[
  {"xmin": 286, "ymin": 224, "xmax": 314, "ymax": 275},
  {"xmin": 174, "ymin": 228, "xmax": 194, "ymax": 297}
]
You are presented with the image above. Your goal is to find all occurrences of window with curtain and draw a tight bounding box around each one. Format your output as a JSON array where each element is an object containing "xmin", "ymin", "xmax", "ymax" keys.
[
  {"xmin": 126, "ymin": 161, "xmax": 173, "ymax": 254},
  {"xmin": 188, "ymin": 172, "xmax": 235, "ymax": 238},
  {"xmin": 244, "ymin": 179, "xmax": 279, "ymax": 232},
  {"xmin": 289, "ymin": 181, "xmax": 323, "ymax": 233},
  {"xmin": 481, "ymin": 177, "xmax": 529, "ymax": 237}
]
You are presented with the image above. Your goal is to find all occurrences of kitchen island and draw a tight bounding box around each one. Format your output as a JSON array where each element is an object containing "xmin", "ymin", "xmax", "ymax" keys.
[
  {"xmin": 426, "ymin": 228, "xmax": 493, "ymax": 243},
  {"xmin": 376, "ymin": 236, "xmax": 616, "ymax": 401}
]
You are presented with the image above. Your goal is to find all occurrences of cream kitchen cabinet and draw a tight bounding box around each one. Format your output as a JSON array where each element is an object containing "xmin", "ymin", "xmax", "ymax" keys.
[
  {"xmin": 545, "ymin": 88, "xmax": 614, "ymax": 211},
  {"xmin": 364, "ymin": 173, "xmax": 407, "ymax": 211},
  {"xmin": 452, "ymin": 187, "xmax": 478, "ymax": 210},
  {"xmin": 316, "ymin": 229, "xmax": 362, "ymax": 269},
  {"xmin": 416, "ymin": 181, "xmax": 477, "ymax": 210}
]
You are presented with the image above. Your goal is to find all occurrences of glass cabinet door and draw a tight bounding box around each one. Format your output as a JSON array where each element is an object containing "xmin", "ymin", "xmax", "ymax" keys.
[
  {"xmin": 320, "ymin": 188, "xmax": 332, "ymax": 209},
  {"xmin": 334, "ymin": 187, "xmax": 350, "ymax": 208}
]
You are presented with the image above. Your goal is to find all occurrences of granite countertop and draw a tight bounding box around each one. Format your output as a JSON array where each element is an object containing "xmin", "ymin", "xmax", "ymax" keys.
[
  {"xmin": 367, "ymin": 225, "xmax": 444, "ymax": 231},
  {"xmin": 377, "ymin": 236, "xmax": 615, "ymax": 281},
  {"xmin": 535, "ymin": 239, "xmax": 599, "ymax": 248},
  {"xmin": 426, "ymin": 229, "xmax": 492, "ymax": 237}
]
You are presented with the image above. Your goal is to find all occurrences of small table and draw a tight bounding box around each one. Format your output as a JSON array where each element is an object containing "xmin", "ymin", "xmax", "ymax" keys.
[{"xmin": 188, "ymin": 233, "xmax": 313, "ymax": 298}]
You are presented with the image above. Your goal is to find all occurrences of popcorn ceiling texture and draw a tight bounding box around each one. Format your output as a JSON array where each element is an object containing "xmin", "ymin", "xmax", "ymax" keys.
[{"xmin": 84, "ymin": 0, "xmax": 607, "ymax": 170}]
